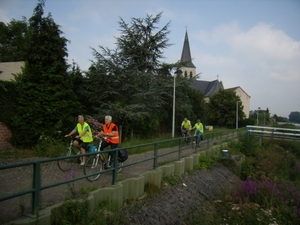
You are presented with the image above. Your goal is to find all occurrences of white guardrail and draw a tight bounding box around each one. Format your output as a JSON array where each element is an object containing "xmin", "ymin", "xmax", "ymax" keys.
[{"xmin": 246, "ymin": 125, "xmax": 300, "ymax": 140}]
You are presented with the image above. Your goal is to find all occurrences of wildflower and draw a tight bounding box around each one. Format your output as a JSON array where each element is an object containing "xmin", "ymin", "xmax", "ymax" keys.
[{"xmin": 231, "ymin": 205, "xmax": 240, "ymax": 211}]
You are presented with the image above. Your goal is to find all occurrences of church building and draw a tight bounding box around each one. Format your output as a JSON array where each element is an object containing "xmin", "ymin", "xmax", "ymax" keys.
[{"xmin": 179, "ymin": 30, "xmax": 250, "ymax": 118}]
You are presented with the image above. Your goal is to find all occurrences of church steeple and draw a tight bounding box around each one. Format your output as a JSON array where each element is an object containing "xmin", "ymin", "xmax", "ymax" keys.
[
  {"xmin": 180, "ymin": 31, "xmax": 196, "ymax": 68},
  {"xmin": 180, "ymin": 30, "xmax": 196, "ymax": 78}
]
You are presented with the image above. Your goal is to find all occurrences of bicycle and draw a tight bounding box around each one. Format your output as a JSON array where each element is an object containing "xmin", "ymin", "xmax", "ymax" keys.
[
  {"xmin": 182, "ymin": 128, "xmax": 190, "ymax": 144},
  {"xmin": 57, "ymin": 136, "xmax": 82, "ymax": 172},
  {"xmin": 84, "ymin": 136, "xmax": 124, "ymax": 182},
  {"xmin": 192, "ymin": 130, "xmax": 204, "ymax": 149}
]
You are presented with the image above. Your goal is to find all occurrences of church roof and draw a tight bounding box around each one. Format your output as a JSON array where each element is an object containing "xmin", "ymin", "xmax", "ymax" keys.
[
  {"xmin": 226, "ymin": 86, "xmax": 251, "ymax": 98},
  {"xmin": 180, "ymin": 31, "xmax": 196, "ymax": 68},
  {"xmin": 190, "ymin": 79, "xmax": 224, "ymax": 97}
]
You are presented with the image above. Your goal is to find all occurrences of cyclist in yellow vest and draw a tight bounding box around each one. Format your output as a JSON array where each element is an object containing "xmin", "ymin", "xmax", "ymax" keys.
[
  {"xmin": 181, "ymin": 117, "xmax": 192, "ymax": 139},
  {"xmin": 192, "ymin": 119, "xmax": 204, "ymax": 147},
  {"xmin": 65, "ymin": 115, "xmax": 93, "ymax": 165}
]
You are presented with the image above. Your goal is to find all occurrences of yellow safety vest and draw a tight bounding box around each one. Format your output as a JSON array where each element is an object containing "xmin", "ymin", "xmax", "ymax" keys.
[
  {"xmin": 76, "ymin": 122, "xmax": 93, "ymax": 143},
  {"xmin": 182, "ymin": 120, "xmax": 191, "ymax": 130},
  {"xmin": 194, "ymin": 123, "xmax": 204, "ymax": 133}
]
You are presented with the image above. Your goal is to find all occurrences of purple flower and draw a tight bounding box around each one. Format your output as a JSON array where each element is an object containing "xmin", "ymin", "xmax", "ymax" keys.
[{"xmin": 241, "ymin": 177, "xmax": 258, "ymax": 197}]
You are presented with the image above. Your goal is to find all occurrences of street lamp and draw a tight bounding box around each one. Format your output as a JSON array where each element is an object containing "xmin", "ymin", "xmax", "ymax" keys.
[
  {"xmin": 172, "ymin": 69, "xmax": 182, "ymax": 138},
  {"xmin": 236, "ymin": 101, "xmax": 238, "ymax": 129},
  {"xmin": 257, "ymin": 107, "xmax": 261, "ymax": 126}
]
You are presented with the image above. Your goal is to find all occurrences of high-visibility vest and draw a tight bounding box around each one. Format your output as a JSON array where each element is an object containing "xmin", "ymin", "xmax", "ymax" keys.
[
  {"xmin": 102, "ymin": 123, "xmax": 119, "ymax": 144},
  {"xmin": 76, "ymin": 122, "xmax": 93, "ymax": 143},
  {"xmin": 194, "ymin": 123, "xmax": 204, "ymax": 133},
  {"xmin": 182, "ymin": 120, "xmax": 191, "ymax": 130}
]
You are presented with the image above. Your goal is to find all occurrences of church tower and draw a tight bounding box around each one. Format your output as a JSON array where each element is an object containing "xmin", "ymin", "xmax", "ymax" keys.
[{"xmin": 180, "ymin": 30, "xmax": 196, "ymax": 78}]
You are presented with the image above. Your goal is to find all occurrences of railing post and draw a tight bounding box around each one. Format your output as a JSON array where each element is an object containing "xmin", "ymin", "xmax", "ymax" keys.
[
  {"xmin": 153, "ymin": 143, "xmax": 158, "ymax": 169},
  {"xmin": 111, "ymin": 150, "xmax": 118, "ymax": 185},
  {"xmin": 207, "ymin": 133, "xmax": 209, "ymax": 149},
  {"xmin": 32, "ymin": 161, "xmax": 41, "ymax": 214}
]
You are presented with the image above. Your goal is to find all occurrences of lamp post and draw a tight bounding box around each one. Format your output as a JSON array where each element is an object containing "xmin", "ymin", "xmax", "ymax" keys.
[
  {"xmin": 172, "ymin": 70, "xmax": 181, "ymax": 138},
  {"xmin": 236, "ymin": 101, "xmax": 238, "ymax": 129},
  {"xmin": 257, "ymin": 107, "xmax": 261, "ymax": 126}
]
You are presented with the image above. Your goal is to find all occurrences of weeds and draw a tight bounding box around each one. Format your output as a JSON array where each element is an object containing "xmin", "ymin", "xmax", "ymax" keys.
[
  {"xmin": 52, "ymin": 200, "xmax": 89, "ymax": 225},
  {"xmin": 79, "ymin": 185, "xmax": 98, "ymax": 195},
  {"xmin": 144, "ymin": 182, "xmax": 161, "ymax": 198},
  {"xmin": 197, "ymin": 155, "xmax": 215, "ymax": 170},
  {"xmin": 163, "ymin": 174, "xmax": 180, "ymax": 185}
]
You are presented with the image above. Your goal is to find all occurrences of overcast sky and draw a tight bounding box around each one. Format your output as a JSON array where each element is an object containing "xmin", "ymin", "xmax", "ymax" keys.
[{"xmin": 1, "ymin": 0, "xmax": 299, "ymax": 118}]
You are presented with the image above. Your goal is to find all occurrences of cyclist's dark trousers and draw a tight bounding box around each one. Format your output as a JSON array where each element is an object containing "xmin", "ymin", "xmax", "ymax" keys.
[
  {"xmin": 195, "ymin": 131, "xmax": 202, "ymax": 145},
  {"xmin": 100, "ymin": 141, "xmax": 118, "ymax": 159}
]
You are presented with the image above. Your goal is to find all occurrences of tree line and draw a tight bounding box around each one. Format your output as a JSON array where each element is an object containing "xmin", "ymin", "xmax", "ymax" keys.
[{"xmin": 0, "ymin": 0, "xmax": 246, "ymax": 148}]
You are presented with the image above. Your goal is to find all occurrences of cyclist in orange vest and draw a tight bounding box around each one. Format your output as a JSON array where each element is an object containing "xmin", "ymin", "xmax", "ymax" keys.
[{"xmin": 96, "ymin": 115, "xmax": 120, "ymax": 155}]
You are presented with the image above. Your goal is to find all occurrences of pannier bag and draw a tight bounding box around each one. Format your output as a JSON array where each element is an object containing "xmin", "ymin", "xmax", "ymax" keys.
[
  {"xmin": 89, "ymin": 145, "xmax": 97, "ymax": 153},
  {"xmin": 118, "ymin": 148, "xmax": 128, "ymax": 162}
]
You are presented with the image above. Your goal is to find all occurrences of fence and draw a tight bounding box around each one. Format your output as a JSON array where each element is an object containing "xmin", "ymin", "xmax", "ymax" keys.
[
  {"xmin": 246, "ymin": 125, "xmax": 300, "ymax": 140},
  {"xmin": 0, "ymin": 127, "xmax": 245, "ymax": 224}
]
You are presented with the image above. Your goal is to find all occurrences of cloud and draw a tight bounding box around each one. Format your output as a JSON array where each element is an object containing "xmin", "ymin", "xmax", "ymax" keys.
[
  {"xmin": 194, "ymin": 22, "xmax": 300, "ymax": 82},
  {"xmin": 0, "ymin": 7, "xmax": 10, "ymax": 23}
]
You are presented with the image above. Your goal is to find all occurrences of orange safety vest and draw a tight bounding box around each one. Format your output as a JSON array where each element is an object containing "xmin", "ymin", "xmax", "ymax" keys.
[{"xmin": 102, "ymin": 123, "xmax": 119, "ymax": 144}]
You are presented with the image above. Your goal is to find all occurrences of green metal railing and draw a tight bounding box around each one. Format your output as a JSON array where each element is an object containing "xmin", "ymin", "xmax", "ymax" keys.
[{"xmin": 0, "ymin": 127, "xmax": 246, "ymax": 215}]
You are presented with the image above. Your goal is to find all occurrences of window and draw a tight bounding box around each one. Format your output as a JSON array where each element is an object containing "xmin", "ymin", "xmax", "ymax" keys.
[
  {"xmin": 189, "ymin": 71, "xmax": 193, "ymax": 78},
  {"xmin": 184, "ymin": 71, "xmax": 187, "ymax": 78}
]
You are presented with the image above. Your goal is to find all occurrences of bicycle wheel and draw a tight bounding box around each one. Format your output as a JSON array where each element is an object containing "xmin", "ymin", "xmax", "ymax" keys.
[
  {"xmin": 57, "ymin": 148, "xmax": 77, "ymax": 172},
  {"xmin": 84, "ymin": 155, "xmax": 103, "ymax": 182},
  {"xmin": 117, "ymin": 161, "xmax": 123, "ymax": 173}
]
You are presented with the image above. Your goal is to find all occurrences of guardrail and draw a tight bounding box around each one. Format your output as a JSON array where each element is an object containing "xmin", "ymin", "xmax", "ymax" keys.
[
  {"xmin": 246, "ymin": 125, "xmax": 300, "ymax": 140},
  {"xmin": 0, "ymin": 127, "xmax": 246, "ymax": 218}
]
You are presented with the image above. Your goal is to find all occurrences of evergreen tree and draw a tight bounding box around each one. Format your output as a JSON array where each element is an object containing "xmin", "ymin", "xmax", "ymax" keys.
[
  {"xmin": 12, "ymin": 0, "xmax": 78, "ymax": 147},
  {"xmin": 88, "ymin": 13, "xmax": 187, "ymax": 138},
  {"xmin": 0, "ymin": 18, "xmax": 28, "ymax": 62}
]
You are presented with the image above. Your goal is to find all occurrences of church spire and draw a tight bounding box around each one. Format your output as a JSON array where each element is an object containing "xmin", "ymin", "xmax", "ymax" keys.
[{"xmin": 180, "ymin": 31, "xmax": 196, "ymax": 68}]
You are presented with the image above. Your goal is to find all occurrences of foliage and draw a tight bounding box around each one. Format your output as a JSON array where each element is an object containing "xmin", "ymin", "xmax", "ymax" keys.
[
  {"xmin": 191, "ymin": 139, "xmax": 300, "ymax": 225},
  {"xmin": 35, "ymin": 134, "xmax": 65, "ymax": 157},
  {"xmin": 238, "ymin": 134, "xmax": 258, "ymax": 157},
  {"xmin": 207, "ymin": 89, "xmax": 245, "ymax": 128},
  {"xmin": 0, "ymin": 80, "xmax": 18, "ymax": 129},
  {"xmin": 197, "ymin": 155, "xmax": 215, "ymax": 170},
  {"xmin": 144, "ymin": 182, "xmax": 161, "ymax": 198},
  {"xmin": 52, "ymin": 200, "xmax": 89, "ymax": 225},
  {"xmin": 274, "ymin": 114, "xmax": 289, "ymax": 122},
  {"xmin": 0, "ymin": 18, "xmax": 28, "ymax": 62},
  {"xmin": 11, "ymin": 0, "xmax": 79, "ymax": 147},
  {"xmin": 164, "ymin": 174, "xmax": 180, "ymax": 185},
  {"xmin": 289, "ymin": 111, "xmax": 300, "ymax": 123},
  {"xmin": 78, "ymin": 12, "xmax": 203, "ymax": 140},
  {"xmin": 89, "ymin": 201, "xmax": 127, "ymax": 225}
]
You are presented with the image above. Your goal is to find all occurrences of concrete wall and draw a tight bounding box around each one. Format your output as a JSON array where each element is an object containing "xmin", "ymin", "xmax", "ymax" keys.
[{"xmin": 5, "ymin": 142, "xmax": 229, "ymax": 225}]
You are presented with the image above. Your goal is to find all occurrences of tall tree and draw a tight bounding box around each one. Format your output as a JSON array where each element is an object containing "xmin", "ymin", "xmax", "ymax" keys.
[
  {"xmin": 0, "ymin": 18, "xmax": 28, "ymax": 62},
  {"xmin": 88, "ymin": 13, "xmax": 188, "ymax": 138},
  {"xmin": 289, "ymin": 111, "xmax": 300, "ymax": 123},
  {"xmin": 207, "ymin": 89, "xmax": 245, "ymax": 128},
  {"xmin": 12, "ymin": 0, "xmax": 78, "ymax": 147}
]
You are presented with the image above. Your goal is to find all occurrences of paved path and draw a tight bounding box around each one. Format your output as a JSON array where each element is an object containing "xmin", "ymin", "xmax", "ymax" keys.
[{"xmin": 0, "ymin": 136, "xmax": 232, "ymax": 224}]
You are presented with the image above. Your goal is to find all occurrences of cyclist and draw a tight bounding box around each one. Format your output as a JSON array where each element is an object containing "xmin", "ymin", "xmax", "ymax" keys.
[
  {"xmin": 65, "ymin": 115, "xmax": 93, "ymax": 165},
  {"xmin": 192, "ymin": 119, "xmax": 204, "ymax": 147},
  {"xmin": 181, "ymin": 118, "xmax": 192, "ymax": 141},
  {"xmin": 96, "ymin": 115, "xmax": 119, "ymax": 165}
]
